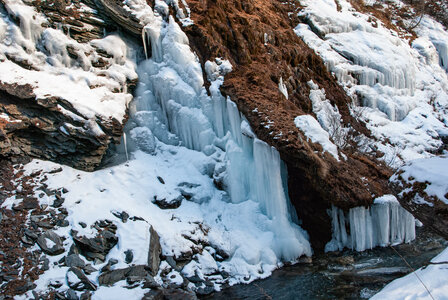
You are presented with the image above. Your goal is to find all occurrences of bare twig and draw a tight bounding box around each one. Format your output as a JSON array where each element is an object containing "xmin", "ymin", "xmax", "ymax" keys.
[{"xmin": 389, "ymin": 245, "xmax": 435, "ymax": 300}]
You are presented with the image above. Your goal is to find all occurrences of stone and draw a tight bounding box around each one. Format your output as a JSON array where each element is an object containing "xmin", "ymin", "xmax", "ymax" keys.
[
  {"xmin": 66, "ymin": 267, "xmax": 97, "ymax": 291},
  {"xmin": 153, "ymin": 195, "xmax": 183, "ymax": 209},
  {"xmin": 79, "ymin": 222, "xmax": 87, "ymax": 228},
  {"xmin": 142, "ymin": 290, "xmax": 164, "ymax": 300},
  {"xmin": 98, "ymin": 265, "xmax": 148, "ymax": 286},
  {"xmin": 162, "ymin": 288, "xmax": 198, "ymax": 300},
  {"xmin": 157, "ymin": 176, "xmax": 165, "ymax": 184},
  {"xmin": 66, "ymin": 289, "xmax": 79, "ymax": 300},
  {"xmin": 72, "ymin": 229, "xmax": 118, "ymax": 262},
  {"xmin": 80, "ymin": 291, "xmax": 91, "ymax": 300},
  {"xmin": 112, "ymin": 211, "xmax": 129, "ymax": 223},
  {"xmin": 142, "ymin": 275, "xmax": 160, "ymax": 289},
  {"xmin": 124, "ymin": 249, "xmax": 134, "ymax": 264},
  {"xmin": 65, "ymin": 254, "xmax": 86, "ymax": 269},
  {"xmin": 37, "ymin": 230, "xmax": 65, "ymax": 256},
  {"xmin": 148, "ymin": 226, "xmax": 161, "ymax": 276}
]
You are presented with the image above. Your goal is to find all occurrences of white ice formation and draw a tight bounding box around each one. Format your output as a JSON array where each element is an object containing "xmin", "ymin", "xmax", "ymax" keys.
[
  {"xmin": 325, "ymin": 195, "xmax": 416, "ymax": 252},
  {"xmin": 128, "ymin": 3, "xmax": 311, "ymax": 262},
  {"xmin": 295, "ymin": 0, "xmax": 448, "ymax": 167}
]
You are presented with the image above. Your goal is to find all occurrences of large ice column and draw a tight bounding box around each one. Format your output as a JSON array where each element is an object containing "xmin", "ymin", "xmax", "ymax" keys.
[
  {"xmin": 131, "ymin": 11, "xmax": 311, "ymax": 261},
  {"xmin": 325, "ymin": 195, "xmax": 416, "ymax": 252}
]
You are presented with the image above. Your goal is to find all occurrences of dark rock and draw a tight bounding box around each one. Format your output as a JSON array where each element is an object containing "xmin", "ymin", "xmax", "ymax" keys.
[
  {"xmin": 162, "ymin": 288, "xmax": 198, "ymax": 300},
  {"xmin": 52, "ymin": 196, "xmax": 65, "ymax": 208},
  {"xmin": 141, "ymin": 275, "xmax": 160, "ymax": 289},
  {"xmin": 112, "ymin": 210, "xmax": 129, "ymax": 223},
  {"xmin": 37, "ymin": 230, "xmax": 65, "ymax": 256},
  {"xmin": 80, "ymin": 291, "xmax": 91, "ymax": 300},
  {"xmin": 49, "ymin": 280, "xmax": 63, "ymax": 288},
  {"xmin": 83, "ymin": 265, "xmax": 97, "ymax": 275},
  {"xmin": 79, "ymin": 222, "xmax": 87, "ymax": 228},
  {"xmin": 98, "ymin": 265, "xmax": 148, "ymax": 286},
  {"xmin": 24, "ymin": 229, "xmax": 39, "ymax": 240},
  {"xmin": 66, "ymin": 289, "xmax": 78, "ymax": 300},
  {"xmin": 65, "ymin": 254, "xmax": 86, "ymax": 269},
  {"xmin": 148, "ymin": 226, "xmax": 161, "ymax": 276},
  {"xmin": 142, "ymin": 290, "xmax": 164, "ymax": 300},
  {"xmin": 153, "ymin": 195, "xmax": 183, "ymax": 209},
  {"xmin": 57, "ymin": 219, "xmax": 70, "ymax": 227},
  {"xmin": 72, "ymin": 229, "xmax": 118, "ymax": 262},
  {"xmin": 67, "ymin": 267, "xmax": 97, "ymax": 291},
  {"xmin": 14, "ymin": 279, "xmax": 36, "ymax": 293},
  {"xmin": 124, "ymin": 249, "xmax": 134, "ymax": 264},
  {"xmin": 196, "ymin": 285, "xmax": 215, "ymax": 295},
  {"xmin": 157, "ymin": 176, "xmax": 165, "ymax": 184}
]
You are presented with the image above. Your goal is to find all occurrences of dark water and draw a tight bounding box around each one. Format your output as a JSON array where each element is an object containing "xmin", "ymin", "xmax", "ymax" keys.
[{"xmin": 205, "ymin": 228, "xmax": 447, "ymax": 299}]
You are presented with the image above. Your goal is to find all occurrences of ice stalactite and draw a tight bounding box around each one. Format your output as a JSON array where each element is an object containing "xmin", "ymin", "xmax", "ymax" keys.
[
  {"xmin": 129, "ymin": 13, "xmax": 311, "ymax": 262},
  {"xmin": 325, "ymin": 195, "xmax": 416, "ymax": 252}
]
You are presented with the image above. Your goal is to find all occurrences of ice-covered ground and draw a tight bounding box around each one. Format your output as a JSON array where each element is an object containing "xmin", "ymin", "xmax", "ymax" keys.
[{"xmin": 295, "ymin": 0, "xmax": 448, "ymax": 167}]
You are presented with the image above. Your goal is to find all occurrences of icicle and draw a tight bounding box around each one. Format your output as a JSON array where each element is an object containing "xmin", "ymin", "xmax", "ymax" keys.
[
  {"xmin": 325, "ymin": 196, "xmax": 416, "ymax": 252},
  {"xmin": 142, "ymin": 29, "xmax": 148, "ymax": 60},
  {"xmin": 123, "ymin": 132, "xmax": 129, "ymax": 162}
]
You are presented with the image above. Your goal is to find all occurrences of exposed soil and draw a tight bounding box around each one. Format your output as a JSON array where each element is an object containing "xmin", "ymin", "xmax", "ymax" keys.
[{"xmin": 183, "ymin": 0, "xmax": 392, "ymax": 249}]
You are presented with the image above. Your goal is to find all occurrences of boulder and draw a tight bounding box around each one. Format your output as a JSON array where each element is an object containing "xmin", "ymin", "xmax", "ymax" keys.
[
  {"xmin": 36, "ymin": 230, "xmax": 65, "ymax": 256},
  {"xmin": 98, "ymin": 265, "xmax": 148, "ymax": 286},
  {"xmin": 66, "ymin": 267, "xmax": 97, "ymax": 291}
]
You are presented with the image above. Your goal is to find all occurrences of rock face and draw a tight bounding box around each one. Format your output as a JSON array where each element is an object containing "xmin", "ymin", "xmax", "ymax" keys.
[
  {"xmin": 184, "ymin": 0, "xmax": 392, "ymax": 249},
  {"xmin": 391, "ymin": 157, "xmax": 448, "ymax": 240},
  {"xmin": 0, "ymin": 0, "xmax": 138, "ymax": 171},
  {"xmin": 0, "ymin": 82, "xmax": 123, "ymax": 171}
]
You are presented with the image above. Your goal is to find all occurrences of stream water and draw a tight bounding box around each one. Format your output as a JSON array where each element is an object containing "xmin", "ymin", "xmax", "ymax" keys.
[{"xmin": 205, "ymin": 228, "xmax": 447, "ymax": 299}]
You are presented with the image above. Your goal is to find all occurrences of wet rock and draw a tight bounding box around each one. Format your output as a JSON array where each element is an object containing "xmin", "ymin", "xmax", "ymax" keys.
[
  {"xmin": 153, "ymin": 195, "xmax": 183, "ymax": 209},
  {"xmin": 124, "ymin": 249, "xmax": 134, "ymax": 264},
  {"xmin": 333, "ymin": 255, "xmax": 354, "ymax": 266},
  {"xmin": 67, "ymin": 267, "xmax": 97, "ymax": 291},
  {"xmin": 37, "ymin": 230, "xmax": 65, "ymax": 256},
  {"xmin": 148, "ymin": 226, "xmax": 162, "ymax": 276}
]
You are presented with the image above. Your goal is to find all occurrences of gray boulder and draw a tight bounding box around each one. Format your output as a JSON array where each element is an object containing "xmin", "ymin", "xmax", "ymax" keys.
[{"xmin": 37, "ymin": 230, "xmax": 65, "ymax": 256}]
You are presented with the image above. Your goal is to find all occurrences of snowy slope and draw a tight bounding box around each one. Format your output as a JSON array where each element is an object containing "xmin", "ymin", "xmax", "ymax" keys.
[{"xmin": 295, "ymin": 0, "xmax": 448, "ymax": 167}]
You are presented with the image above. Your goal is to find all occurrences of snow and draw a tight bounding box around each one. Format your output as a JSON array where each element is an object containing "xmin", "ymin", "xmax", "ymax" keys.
[
  {"xmin": 372, "ymin": 247, "xmax": 448, "ymax": 300},
  {"xmin": 295, "ymin": 0, "xmax": 448, "ymax": 167},
  {"xmin": 294, "ymin": 115, "xmax": 339, "ymax": 160},
  {"xmin": 325, "ymin": 195, "xmax": 415, "ymax": 252},
  {"xmin": 16, "ymin": 0, "xmax": 312, "ymax": 296},
  {"xmin": 392, "ymin": 156, "xmax": 448, "ymax": 205},
  {"xmin": 0, "ymin": 0, "xmax": 138, "ymax": 127}
]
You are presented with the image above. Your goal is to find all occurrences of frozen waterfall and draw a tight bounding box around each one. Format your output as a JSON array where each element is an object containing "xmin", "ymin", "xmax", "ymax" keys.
[
  {"xmin": 129, "ymin": 15, "xmax": 311, "ymax": 261},
  {"xmin": 325, "ymin": 195, "xmax": 416, "ymax": 252}
]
